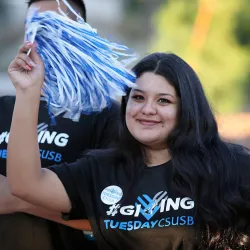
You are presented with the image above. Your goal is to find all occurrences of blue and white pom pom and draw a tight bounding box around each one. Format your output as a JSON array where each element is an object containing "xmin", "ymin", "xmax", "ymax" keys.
[{"xmin": 25, "ymin": 0, "xmax": 136, "ymax": 122}]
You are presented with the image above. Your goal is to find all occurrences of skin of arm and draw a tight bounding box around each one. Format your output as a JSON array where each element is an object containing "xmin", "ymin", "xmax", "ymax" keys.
[
  {"xmin": 0, "ymin": 174, "xmax": 91, "ymax": 231},
  {"xmin": 7, "ymin": 42, "xmax": 72, "ymax": 213}
]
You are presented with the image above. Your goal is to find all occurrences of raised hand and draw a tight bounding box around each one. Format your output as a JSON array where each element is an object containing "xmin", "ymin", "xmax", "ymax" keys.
[{"xmin": 8, "ymin": 42, "xmax": 44, "ymax": 93}]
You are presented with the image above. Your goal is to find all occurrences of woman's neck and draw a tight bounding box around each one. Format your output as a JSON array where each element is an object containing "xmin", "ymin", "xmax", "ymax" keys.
[{"xmin": 145, "ymin": 146, "xmax": 171, "ymax": 167}]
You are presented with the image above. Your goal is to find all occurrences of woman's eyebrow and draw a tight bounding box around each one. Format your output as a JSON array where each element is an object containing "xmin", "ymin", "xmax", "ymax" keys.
[
  {"xmin": 132, "ymin": 88, "xmax": 144, "ymax": 93},
  {"xmin": 158, "ymin": 93, "xmax": 175, "ymax": 98},
  {"xmin": 132, "ymin": 89, "xmax": 175, "ymax": 98}
]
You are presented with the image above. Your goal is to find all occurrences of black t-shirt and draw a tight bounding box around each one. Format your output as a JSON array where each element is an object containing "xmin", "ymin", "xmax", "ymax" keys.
[
  {"xmin": 0, "ymin": 96, "xmax": 120, "ymax": 175},
  {"xmin": 0, "ymin": 95, "xmax": 120, "ymax": 250},
  {"xmin": 49, "ymin": 151, "xmax": 250, "ymax": 250}
]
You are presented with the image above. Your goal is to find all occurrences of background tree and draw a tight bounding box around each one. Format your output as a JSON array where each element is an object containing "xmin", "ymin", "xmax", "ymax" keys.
[{"xmin": 151, "ymin": 0, "xmax": 250, "ymax": 114}]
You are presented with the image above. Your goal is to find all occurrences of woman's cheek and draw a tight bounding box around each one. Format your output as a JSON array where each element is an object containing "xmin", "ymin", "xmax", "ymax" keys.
[{"xmin": 127, "ymin": 101, "xmax": 140, "ymax": 116}]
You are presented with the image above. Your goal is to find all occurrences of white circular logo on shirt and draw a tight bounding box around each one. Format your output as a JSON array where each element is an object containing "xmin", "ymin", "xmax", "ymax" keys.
[{"xmin": 101, "ymin": 185, "xmax": 123, "ymax": 205}]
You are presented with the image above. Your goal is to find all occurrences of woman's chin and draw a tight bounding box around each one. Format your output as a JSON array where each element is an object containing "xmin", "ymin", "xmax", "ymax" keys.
[{"xmin": 137, "ymin": 137, "xmax": 165, "ymax": 148}]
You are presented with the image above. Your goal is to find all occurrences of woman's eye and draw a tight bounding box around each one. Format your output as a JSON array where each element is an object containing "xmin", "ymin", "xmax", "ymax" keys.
[
  {"xmin": 158, "ymin": 98, "xmax": 170, "ymax": 104},
  {"xmin": 132, "ymin": 95, "xmax": 144, "ymax": 101}
]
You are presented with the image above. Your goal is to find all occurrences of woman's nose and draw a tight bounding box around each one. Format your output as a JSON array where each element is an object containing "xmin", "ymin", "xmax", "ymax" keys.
[{"xmin": 141, "ymin": 101, "xmax": 157, "ymax": 115}]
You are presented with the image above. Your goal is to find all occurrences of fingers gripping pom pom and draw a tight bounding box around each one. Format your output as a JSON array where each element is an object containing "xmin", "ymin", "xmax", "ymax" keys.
[{"xmin": 25, "ymin": 1, "xmax": 137, "ymax": 122}]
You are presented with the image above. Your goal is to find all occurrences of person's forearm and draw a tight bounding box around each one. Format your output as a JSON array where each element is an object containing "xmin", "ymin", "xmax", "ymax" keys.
[
  {"xmin": 0, "ymin": 175, "xmax": 91, "ymax": 231},
  {"xmin": 0, "ymin": 174, "xmax": 24, "ymax": 214},
  {"xmin": 24, "ymin": 205, "xmax": 92, "ymax": 231},
  {"xmin": 7, "ymin": 90, "xmax": 42, "ymax": 199},
  {"xmin": 1, "ymin": 198, "xmax": 91, "ymax": 231}
]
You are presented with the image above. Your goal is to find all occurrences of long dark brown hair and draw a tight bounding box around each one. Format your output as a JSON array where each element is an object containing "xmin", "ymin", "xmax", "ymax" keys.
[{"xmin": 116, "ymin": 53, "xmax": 250, "ymax": 248}]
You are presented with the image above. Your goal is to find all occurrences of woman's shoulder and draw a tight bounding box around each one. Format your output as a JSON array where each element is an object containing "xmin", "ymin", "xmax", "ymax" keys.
[
  {"xmin": 82, "ymin": 148, "xmax": 120, "ymax": 168},
  {"xmin": 51, "ymin": 149, "xmax": 120, "ymax": 179}
]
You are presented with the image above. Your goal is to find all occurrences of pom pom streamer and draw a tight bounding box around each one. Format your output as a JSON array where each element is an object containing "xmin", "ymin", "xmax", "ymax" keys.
[{"xmin": 25, "ymin": 1, "xmax": 137, "ymax": 121}]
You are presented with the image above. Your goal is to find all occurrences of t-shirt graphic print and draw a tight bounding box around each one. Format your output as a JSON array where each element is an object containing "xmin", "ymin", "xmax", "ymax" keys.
[{"xmin": 102, "ymin": 186, "xmax": 195, "ymax": 232}]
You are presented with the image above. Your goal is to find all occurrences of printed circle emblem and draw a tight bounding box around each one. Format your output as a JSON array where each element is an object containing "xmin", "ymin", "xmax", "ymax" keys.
[{"xmin": 101, "ymin": 185, "xmax": 123, "ymax": 205}]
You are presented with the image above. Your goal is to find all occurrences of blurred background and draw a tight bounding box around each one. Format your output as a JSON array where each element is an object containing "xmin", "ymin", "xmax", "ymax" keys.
[{"xmin": 0, "ymin": 0, "xmax": 249, "ymax": 147}]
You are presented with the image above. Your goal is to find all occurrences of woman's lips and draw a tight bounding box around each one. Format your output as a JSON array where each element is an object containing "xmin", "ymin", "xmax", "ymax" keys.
[{"xmin": 137, "ymin": 119, "xmax": 161, "ymax": 126}]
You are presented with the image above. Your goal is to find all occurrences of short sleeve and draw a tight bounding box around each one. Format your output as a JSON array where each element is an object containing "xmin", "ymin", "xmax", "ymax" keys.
[
  {"xmin": 91, "ymin": 100, "xmax": 120, "ymax": 149},
  {"xmin": 49, "ymin": 157, "xmax": 92, "ymax": 220}
]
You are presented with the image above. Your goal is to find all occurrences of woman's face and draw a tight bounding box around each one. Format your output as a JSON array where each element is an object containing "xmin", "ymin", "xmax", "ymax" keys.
[{"xmin": 126, "ymin": 72, "xmax": 179, "ymax": 149}]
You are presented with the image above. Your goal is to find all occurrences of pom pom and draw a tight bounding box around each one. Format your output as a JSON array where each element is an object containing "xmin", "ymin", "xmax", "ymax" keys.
[{"xmin": 25, "ymin": 0, "xmax": 137, "ymax": 121}]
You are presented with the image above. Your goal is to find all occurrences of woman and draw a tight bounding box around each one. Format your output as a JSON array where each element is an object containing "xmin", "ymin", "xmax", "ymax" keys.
[{"xmin": 7, "ymin": 42, "xmax": 250, "ymax": 249}]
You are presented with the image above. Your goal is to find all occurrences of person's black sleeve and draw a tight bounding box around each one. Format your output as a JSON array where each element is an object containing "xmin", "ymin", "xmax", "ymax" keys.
[
  {"xmin": 91, "ymin": 100, "xmax": 120, "ymax": 149},
  {"xmin": 49, "ymin": 157, "xmax": 92, "ymax": 220}
]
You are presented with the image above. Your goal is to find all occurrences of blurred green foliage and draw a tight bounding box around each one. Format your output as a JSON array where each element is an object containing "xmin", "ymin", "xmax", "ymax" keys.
[{"xmin": 152, "ymin": 0, "xmax": 250, "ymax": 114}]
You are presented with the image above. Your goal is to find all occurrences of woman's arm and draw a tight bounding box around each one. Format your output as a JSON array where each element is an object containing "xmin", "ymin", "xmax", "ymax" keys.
[{"xmin": 7, "ymin": 42, "xmax": 71, "ymax": 213}]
